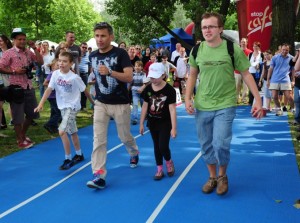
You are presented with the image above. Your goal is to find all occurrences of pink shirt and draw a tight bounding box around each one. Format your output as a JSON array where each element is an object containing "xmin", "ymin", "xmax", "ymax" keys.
[{"xmin": 0, "ymin": 47, "xmax": 37, "ymax": 89}]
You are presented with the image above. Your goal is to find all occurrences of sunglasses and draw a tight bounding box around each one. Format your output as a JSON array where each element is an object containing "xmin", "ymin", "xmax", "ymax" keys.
[
  {"xmin": 81, "ymin": 46, "xmax": 87, "ymax": 49},
  {"xmin": 135, "ymin": 48, "xmax": 140, "ymax": 50}
]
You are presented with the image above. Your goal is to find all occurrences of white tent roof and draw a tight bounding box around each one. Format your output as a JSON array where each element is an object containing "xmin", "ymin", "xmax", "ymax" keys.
[
  {"xmin": 87, "ymin": 38, "xmax": 118, "ymax": 50},
  {"xmin": 222, "ymin": 30, "xmax": 239, "ymax": 43}
]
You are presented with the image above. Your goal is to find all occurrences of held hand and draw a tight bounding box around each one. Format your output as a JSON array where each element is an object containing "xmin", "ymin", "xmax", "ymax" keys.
[
  {"xmin": 258, "ymin": 82, "xmax": 262, "ymax": 88},
  {"xmin": 27, "ymin": 40, "xmax": 36, "ymax": 49},
  {"xmin": 251, "ymin": 104, "xmax": 263, "ymax": 119},
  {"xmin": 139, "ymin": 125, "xmax": 144, "ymax": 136},
  {"xmin": 15, "ymin": 67, "xmax": 27, "ymax": 75},
  {"xmin": 185, "ymin": 99, "xmax": 195, "ymax": 114},
  {"xmin": 170, "ymin": 128, "xmax": 177, "ymax": 138},
  {"xmin": 34, "ymin": 105, "xmax": 43, "ymax": 113},
  {"xmin": 98, "ymin": 65, "xmax": 109, "ymax": 76}
]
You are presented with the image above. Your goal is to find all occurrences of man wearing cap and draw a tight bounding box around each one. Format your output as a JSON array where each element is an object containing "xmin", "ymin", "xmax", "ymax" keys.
[
  {"xmin": 86, "ymin": 22, "xmax": 139, "ymax": 190},
  {"xmin": 0, "ymin": 28, "xmax": 43, "ymax": 149}
]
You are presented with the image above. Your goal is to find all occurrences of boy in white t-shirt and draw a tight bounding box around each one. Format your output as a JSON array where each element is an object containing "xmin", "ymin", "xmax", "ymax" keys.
[{"xmin": 35, "ymin": 51, "xmax": 94, "ymax": 170}]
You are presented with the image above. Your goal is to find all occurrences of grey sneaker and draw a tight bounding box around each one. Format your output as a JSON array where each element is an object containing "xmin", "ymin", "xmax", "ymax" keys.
[
  {"xmin": 216, "ymin": 175, "xmax": 228, "ymax": 195},
  {"xmin": 202, "ymin": 177, "xmax": 217, "ymax": 194}
]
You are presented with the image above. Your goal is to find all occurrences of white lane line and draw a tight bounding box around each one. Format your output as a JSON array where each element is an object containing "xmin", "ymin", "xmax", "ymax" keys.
[
  {"xmin": 146, "ymin": 151, "xmax": 202, "ymax": 223},
  {"xmin": 0, "ymin": 131, "xmax": 148, "ymax": 219}
]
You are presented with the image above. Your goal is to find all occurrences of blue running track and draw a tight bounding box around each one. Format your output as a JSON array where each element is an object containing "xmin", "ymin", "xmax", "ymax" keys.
[{"xmin": 0, "ymin": 105, "xmax": 300, "ymax": 223}]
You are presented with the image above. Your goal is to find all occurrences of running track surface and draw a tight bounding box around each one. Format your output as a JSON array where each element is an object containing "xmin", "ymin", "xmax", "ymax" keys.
[{"xmin": 0, "ymin": 105, "xmax": 300, "ymax": 223}]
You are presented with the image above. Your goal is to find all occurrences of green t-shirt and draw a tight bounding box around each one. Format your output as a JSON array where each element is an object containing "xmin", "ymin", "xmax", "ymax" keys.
[{"xmin": 189, "ymin": 40, "xmax": 250, "ymax": 111}]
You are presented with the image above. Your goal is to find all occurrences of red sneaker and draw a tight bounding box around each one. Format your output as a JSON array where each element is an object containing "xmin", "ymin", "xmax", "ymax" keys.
[
  {"xmin": 25, "ymin": 136, "xmax": 35, "ymax": 144},
  {"xmin": 18, "ymin": 140, "xmax": 33, "ymax": 149}
]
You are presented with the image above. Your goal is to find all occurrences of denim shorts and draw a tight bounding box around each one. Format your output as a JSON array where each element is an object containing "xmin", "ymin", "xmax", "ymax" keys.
[
  {"xmin": 59, "ymin": 108, "xmax": 78, "ymax": 134},
  {"xmin": 195, "ymin": 106, "xmax": 236, "ymax": 166}
]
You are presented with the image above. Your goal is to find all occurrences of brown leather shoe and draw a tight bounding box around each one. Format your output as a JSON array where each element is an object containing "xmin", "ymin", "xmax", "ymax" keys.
[
  {"xmin": 202, "ymin": 177, "xmax": 217, "ymax": 194},
  {"xmin": 216, "ymin": 175, "xmax": 228, "ymax": 195}
]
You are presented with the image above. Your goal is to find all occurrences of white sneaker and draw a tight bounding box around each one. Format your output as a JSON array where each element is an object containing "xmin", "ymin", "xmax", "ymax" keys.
[{"xmin": 276, "ymin": 110, "xmax": 283, "ymax": 116}]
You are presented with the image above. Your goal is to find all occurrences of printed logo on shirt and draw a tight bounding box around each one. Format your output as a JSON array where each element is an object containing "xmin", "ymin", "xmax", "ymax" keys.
[
  {"xmin": 149, "ymin": 94, "xmax": 167, "ymax": 115},
  {"xmin": 57, "ymin": 78, "xmax": 72, "ymax": 93}
]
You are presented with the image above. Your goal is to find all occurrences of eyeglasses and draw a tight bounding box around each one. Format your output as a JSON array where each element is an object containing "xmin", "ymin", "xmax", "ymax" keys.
[
  {"xmin": 135, "ymin": 48, "xmax": 140, "ymax": 50},
  {"xmin": 201, "ymin": 25, "xmax": 219, "ymax": 31},
  {"xmin": 81, "ymin": 46, "xmax": 87, "ymax": 49}
]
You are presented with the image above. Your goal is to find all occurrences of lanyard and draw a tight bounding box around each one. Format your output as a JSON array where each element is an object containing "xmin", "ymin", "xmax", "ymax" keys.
[{"xmin": 13, "ymin": 48, "xmax": 31, "ymax": 67}]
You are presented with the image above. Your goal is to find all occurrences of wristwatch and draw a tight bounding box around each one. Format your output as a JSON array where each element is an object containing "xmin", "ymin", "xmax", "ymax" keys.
[{"xmin": 108, "ymin": 68, "xmax": 112, "ymax": 76}]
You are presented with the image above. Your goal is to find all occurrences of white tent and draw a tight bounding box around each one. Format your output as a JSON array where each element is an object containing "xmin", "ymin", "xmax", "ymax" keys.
[
  {"xmin": 87, "ymin": 38, "xmax": 118, "ymax": 50},
  {"xmin": 222, "ymin": 30, "xmax": 239, "ymax": 43}
]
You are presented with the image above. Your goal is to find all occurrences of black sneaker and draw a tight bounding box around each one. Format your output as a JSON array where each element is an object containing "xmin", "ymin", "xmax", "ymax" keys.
[
  {"xmin": 130, "ymin": 154, "xmax": 139, "ymax": 168},
  {"xmin": 282, "ymin": 106, "xmax": 287, "ymax": 112},
  {"xmin": 131, "ymin": 120, "xmax": 138, "ymax": 125},
  {"xmin": 59, "ymin": 159, "xmax": 74, "ymax": 170},
  {"xmin": 43, "ymin": 124, "xmax": 57, "ymax": 134},
  {"xmin": 72, "ymin": 154, "xmax": 84, "ymax": 164},
  {"xmin": 87, "ymin": 177, "xmax": 106, "ymax": 189}
]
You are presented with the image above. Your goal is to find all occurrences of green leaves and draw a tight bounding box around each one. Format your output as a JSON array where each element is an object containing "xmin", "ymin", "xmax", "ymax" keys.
[{"xmin": 0, "ymin": 0, "xmax": 101, "ymax": 42}]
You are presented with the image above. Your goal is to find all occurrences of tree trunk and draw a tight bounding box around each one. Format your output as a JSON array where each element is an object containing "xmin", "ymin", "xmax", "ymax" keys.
[{"xmin": 271, "ymin": 0, "xmax": 296, "ymax": 53}]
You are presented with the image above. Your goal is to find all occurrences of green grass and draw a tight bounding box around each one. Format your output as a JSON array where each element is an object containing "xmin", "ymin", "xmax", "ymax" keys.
[
  {"xmin": 287, "ymin": 112, "xmax": 300, "ymax": 171},
  {"xmin": 0, "ymin": 85, "xmax": 93, "ymax": 158}
]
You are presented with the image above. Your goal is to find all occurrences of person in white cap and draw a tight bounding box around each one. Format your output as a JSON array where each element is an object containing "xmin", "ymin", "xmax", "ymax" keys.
[{"xmin": 140, "ymin": 62, "xmax": 177, "ymax": 180}]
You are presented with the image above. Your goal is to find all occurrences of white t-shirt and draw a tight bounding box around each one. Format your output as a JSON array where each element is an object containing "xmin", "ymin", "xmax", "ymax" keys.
[
  {"xmin": 48, "ymin": 70, "xmax": 86, "ymax": 111},
  {"xmin": 42, "ymin": 52, "xmax": 55, "ymax": 74},
  {"xmin": 171, "ymin": 50, "xmax": 180, "ymax": 62},
  {"xmin": 176, "ymin": 57, "xmax": 187, "ymax": 78},
  {"xmin": 87, "ymin": 72, "xmax": 96, "ymax": 96}
]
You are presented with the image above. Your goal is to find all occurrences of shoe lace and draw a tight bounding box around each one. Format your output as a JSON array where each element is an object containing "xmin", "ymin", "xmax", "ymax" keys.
[{"xmin": 208, "ymin": 177, "xmax": 217, "ymax": 186}]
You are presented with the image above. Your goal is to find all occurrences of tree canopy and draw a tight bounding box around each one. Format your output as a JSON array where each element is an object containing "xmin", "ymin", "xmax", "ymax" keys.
[{"xmin": 0, "ymin": 0, "xmax": 102, "ymax": 43}]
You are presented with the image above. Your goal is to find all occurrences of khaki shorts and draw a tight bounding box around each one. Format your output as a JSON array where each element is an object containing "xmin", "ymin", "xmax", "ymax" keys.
[
  {"xmin": 59, "ymin": 108, "xmax": 78, "ymax": 134},
  {"xmin": 269, "ymin": 83, "xmax": 292, "ymax": 91}
]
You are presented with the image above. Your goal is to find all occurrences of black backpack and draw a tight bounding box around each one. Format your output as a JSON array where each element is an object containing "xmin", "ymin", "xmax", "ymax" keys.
[{"xmin": 191, "ymin": 40, "xmax": 235, "ymax": 69}]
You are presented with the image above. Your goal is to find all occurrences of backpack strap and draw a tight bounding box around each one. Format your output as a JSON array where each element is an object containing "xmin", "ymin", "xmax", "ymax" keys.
[
  {"xmin": 226, "ymin": 40, "xmax": 235, "ymax": 68},
  {"xmin": 191, "ymin": 43, "xmax": 200, "ymax": 70}
]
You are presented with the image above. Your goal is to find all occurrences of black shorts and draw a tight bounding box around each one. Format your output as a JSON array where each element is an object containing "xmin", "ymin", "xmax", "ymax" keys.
[{"xmin": 0, "ymin": 86, "xmax": 10, "ymax": 101}]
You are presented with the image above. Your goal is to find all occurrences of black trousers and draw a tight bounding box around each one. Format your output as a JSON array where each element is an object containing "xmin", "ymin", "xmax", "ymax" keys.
[{"xmin": 149, "ymin": 121, "xmax": 172, "ymax": 166}]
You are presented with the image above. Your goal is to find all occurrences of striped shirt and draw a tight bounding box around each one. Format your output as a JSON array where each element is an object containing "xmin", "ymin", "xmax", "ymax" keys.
[{"xmin": 79, "ymin": 53, "xmax": 90, "ymax": 73}]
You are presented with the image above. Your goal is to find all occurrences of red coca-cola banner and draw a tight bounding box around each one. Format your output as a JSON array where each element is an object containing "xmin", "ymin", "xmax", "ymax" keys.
[{"xmin": 237, "ymin": 0, "xmax": 272, "ymax": 51}]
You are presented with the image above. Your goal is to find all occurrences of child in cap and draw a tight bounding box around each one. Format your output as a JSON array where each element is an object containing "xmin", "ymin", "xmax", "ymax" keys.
[{"xmin": 139, "ymin": 62, "xmax": 177, "ymax": 180}]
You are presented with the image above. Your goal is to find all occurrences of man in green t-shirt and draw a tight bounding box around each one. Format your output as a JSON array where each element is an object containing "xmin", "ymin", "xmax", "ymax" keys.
[{"xmin": 185, "ymin": 12, "xmax": 263, "ymax": 195}]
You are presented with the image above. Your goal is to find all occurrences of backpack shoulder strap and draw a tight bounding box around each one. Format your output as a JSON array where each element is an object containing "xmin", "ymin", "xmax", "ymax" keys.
[
  {"xmin": 249, "ymin": 52, "xmax": 253, "ymax": 60},
  {"xmin": 226, "ymin": 40, "xmax": 235, "ymax": 68},
  {"xmin": 191, "ymin": 43, "xmax": 201, "ymax": 70},
  {"xmin": 191, "ymin": 43, "xmax": 200, "ymax": 60}
]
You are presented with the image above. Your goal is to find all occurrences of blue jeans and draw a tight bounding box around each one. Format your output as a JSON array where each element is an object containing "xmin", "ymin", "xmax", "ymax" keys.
[
  {"xmin": 45, "ymin": 98, "xmax": 62, "ymax": 128},
  {"xmin": 294, "ymin": 86, "xmax": 300, "ymax": 123},
  {"xmin": 131, "ymin": 89, "xmax": 143, "ymax": 121},
  {"xmin": 195, "ymin": 107, "xmax": 236, "ymax": 166},
  {"xmin": 80, "ymin": 73, "xmax": 88, "ymax": 108}
]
